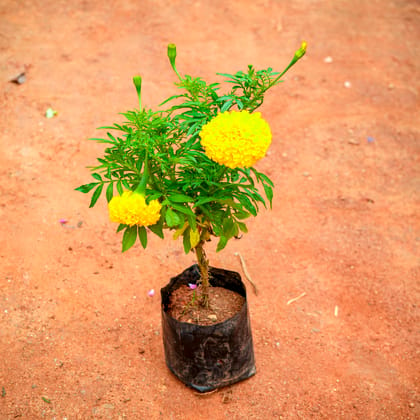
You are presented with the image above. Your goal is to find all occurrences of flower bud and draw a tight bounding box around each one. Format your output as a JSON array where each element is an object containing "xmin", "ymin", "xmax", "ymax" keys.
[
  {"xmin": 167, "ymin": 43, "xmax": 177, "ymax": 69},
  {"xmin": 133, "ymin": 75, "xmax": 142, "ymax": 108},
  {"xmin": 294, "ymin": 41, "xmax": 307, "ymax": 60}
]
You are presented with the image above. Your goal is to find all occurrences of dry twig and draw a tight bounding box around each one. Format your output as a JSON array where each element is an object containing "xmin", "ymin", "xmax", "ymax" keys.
[
  {"xmin": 234, "ymin": 252, "xmax": 258, "ymax": 295},
  {"xmin": 286, "ymin": 292, "xmax": 306, "ymax": 305}
]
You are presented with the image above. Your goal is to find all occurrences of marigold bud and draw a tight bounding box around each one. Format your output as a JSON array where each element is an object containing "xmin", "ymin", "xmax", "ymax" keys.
[
  {"xmin": 167, "ymin": 43, "xmax": 177, "ymax": 69},
  {"xmin": 133, "ymin": 75, "xmax": 142, "ymax": 109},
  {"xmin": 294, "ymin": 41, "xmax": 307, "ymax": 60}
]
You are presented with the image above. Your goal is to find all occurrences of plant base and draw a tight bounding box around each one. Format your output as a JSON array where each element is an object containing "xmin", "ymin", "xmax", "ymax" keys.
[{"xmin": 161, "ymin": 264, "xmax": 256, "ymax": 392}]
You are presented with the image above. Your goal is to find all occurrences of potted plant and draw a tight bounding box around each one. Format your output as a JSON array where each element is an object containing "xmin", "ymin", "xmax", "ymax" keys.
[{"xmin": 76, "ymin": 42, "xmax": 306, "ymax": 392}]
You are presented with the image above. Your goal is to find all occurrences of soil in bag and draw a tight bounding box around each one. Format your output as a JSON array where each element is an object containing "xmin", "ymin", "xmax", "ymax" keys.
[{"xmin": 161, "ymin": 264, "xmax": 256, "ymax": 392}]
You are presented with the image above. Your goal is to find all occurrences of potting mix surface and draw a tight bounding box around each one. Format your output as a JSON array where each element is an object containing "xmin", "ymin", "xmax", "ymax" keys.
[
  {"xmin": 0, "ymin": 0, "xmax": 419, "ymax": 418},
  {"xmin": 168, "ymin": 285, "xmax": 245, "ymax": 326}
]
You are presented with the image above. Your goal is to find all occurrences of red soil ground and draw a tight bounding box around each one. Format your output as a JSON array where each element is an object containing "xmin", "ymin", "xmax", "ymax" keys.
[{"xmin": 0, "ymin": 0, "xmax": 419, "ymax": 418}]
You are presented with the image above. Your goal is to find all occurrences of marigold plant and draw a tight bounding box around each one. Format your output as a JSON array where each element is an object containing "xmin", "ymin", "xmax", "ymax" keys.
[{"xmin": 76, "ymin": 42, "xmax": 306, "ymax": 306}]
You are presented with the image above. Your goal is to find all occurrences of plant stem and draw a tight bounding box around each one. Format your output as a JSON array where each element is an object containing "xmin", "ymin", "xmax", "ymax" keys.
[{"xmin": 195, "ymin": 238, "xmax": 210, "ymax": 308}]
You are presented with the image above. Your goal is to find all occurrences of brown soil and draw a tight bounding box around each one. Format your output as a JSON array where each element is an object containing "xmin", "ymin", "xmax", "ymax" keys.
[
  {"xmin": 167, "ymin": 285, "xmax": 245, "ymax": 325},
  {"xmin": 1, "ymin": 0, "xmax": 419, "ymax": 419}
]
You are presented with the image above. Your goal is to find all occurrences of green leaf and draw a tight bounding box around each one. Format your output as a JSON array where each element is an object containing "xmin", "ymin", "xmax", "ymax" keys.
[
  {"xmin": 149, "ymin": 219, "xmax": 164, "ymax": 238},
  {"xmin": 263, "ymin": 184, "xmax": 273, "ymax": 208},
  {"xmin": 97, "ymin": 125, "xmax": 119, "ymax": 130},
  {"xmin": 235, "ymin": 98, "xmax": 244, "ymax": 109},
  {"xmin": 159, "ymin": 93, "xmax": 187, "ymax": 107},
  {"xmin": 216, "ymin": 236, "xmax": 228, "ymax": 252},
  {"xmin": 116, "ymin": 181, "xmax": 123, "ymax": 195},
  {"xmin": 183, "ymin": 228, "xmax": 192, "ymax": 254},
  {"xmin": 138, "ymin": 226, "xmax": 148, "ymax": 249},
  {"xmin": 194, "ymin": 196, "xmax": 221, "ymax": 206},
  {"xmin": 222, "ymin": 217, "xmax": 235, "ymax": 238},
  {"xmin": 147, "ymin": 191, "xmax": 164, "ymax": 201},
  {"xmin": 221, "ymin": 100, "xmax": 233, "ymax": 112},
  {"xmin": 235, "ymin": 210, "xmax": 251, "ymax": 220},
  {"xmin": 122, "ymin": 226, "xmax": 137, "ymax": 252},
  {"xmin": 117, "ymin": 224, "xmax": 126, "ymax": 233},
  {"xmin": 237, "ymin": 221, "xmax": 248, "ymax": 233},
  {"xmin": 107, "ymin": 132, "xmax": 118, "ymax": 142},
  {"xmin": 185, "ymin": 213, "xmax": 197, "ymax": 231},
  {"xmin": 170, "ymin": 203, "xmax": 195, "ymax": 216},
  {"xmin": 104, "ymin": 166, "xmax": 112, "ymax": 180},
  {"xmin": 88, "ymin": 137, "xmax": 115, "ymax": 144},
  {"xmin": 165, "ymin": 208, "xmax": 181, "ymax": 227},
  {"xmin": 251, "ymin": 168, "xmax": 274, "ymax": 186},
  {"xmin": 92, "ymin": 173, "xmax": 102, "ymax": 181},
  {"xmin": 168, "ymin": 194, "xmax": 193, "ymax": 203},
  {"xmin": 236, "ymin": 194, "xmax": 257, "ymax": 216},
  {"xmin": 89, "ymin": 184, "xmax": 103, "ymax": 208},
  {"xmin": 75, "ymin": 182, "xmax": 98, "ymax": 193},
  {"xmin": 106, "ymin": 182, "xmax": 114, "ymax": 202}
]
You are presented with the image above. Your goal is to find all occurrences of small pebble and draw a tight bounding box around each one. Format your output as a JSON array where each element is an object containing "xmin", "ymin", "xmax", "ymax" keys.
[
  {"xmin": 10, "ymin": 72, "xmax": 26, "ymax": 84},
  {"xmin": 208, "ymin": 314, "xmax": 217, "ymax": 322}
]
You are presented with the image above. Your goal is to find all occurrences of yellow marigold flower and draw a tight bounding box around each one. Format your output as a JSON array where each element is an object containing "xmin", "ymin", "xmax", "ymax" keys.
[
  {"xmin": 200, "ymin": 110, "xmax": 272, "ymax": 168},
  {"xmin": 108, "ymin": 191, "xmax": 161, "ymax": 227}
]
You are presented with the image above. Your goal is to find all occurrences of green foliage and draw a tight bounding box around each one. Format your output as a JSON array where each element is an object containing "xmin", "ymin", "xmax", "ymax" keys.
[{"xmin": 77, "ymin": 43, "xmax": 306, "ymax": 253}]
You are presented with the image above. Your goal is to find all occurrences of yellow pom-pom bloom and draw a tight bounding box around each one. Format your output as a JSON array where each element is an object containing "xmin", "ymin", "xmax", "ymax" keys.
[
  {"xmin": 108, "ymin": 191, "xmax": 161, "ymax": 227},
  {"xmin": 200, "ymin": 110, "xmax": 272, "ymax": 168}
]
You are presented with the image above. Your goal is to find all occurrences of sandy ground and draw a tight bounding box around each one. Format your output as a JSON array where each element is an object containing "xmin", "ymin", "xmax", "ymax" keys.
[{"xmin": 0, "ymin": 0, "xmax": 419, "ymax": 418}]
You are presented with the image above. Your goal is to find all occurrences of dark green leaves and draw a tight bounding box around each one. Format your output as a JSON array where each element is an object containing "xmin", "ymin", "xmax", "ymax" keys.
[
  {"xmin": 75, "ymin": 182, "xmax": 98, "ymax": 194},
  {"xmin": 182, "ymin": 230, "xmax": 191, "ymax": 253},
  {"xmin": 138, "ymin": 226, "xmax": 148, "ymax": 249},
  {"xmin": 89, "ymin": 184, "xmax": 103, "ymax": 208},
  {"xmin": 149, "ymin": 219, "xmax": 164, "ymax": 238},
  {"xmin": 122, "ymin": 226, "xmax": 137, "ymax": 252},
  {"xmin": 118, "ymin": 224, "xmax": 155, "ymax": 252}
]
